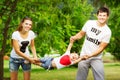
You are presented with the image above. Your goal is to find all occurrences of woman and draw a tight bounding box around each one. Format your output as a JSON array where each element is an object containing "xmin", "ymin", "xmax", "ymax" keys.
[{"xmin": 9, "ymin": 17, "xmax": 37, "ymax": 80}]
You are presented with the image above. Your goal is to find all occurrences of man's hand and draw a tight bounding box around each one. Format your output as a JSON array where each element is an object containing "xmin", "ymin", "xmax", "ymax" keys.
[
  {"xmin": 70, "ymin": 36, "xmax": 76, "ymax": 43},
  {"xmin": 82, "ymin": 54, "xmax": 92, "ymax": 60}
]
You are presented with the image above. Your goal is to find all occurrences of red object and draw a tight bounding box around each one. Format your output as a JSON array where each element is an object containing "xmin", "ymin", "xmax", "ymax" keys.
[{"xmin": 60, "ymin": 55, "xmax": 71, "ymax": 65}]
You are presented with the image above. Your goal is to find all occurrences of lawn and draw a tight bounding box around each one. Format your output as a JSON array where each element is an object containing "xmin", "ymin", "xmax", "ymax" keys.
[{"xmin": 4, "ymin": 60, "xmax": 120, "ymax": 80}]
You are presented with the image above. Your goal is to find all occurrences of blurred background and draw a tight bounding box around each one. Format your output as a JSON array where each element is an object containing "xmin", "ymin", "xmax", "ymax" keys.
[{"xmin": 0, "ymin": 0, "xmax": 120, "ymax": 79}]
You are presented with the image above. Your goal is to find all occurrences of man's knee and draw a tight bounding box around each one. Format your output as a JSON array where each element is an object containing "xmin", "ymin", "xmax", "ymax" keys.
[{"xmin": 78, "ymin": 61, "xmax": 87, "ymax": 69}]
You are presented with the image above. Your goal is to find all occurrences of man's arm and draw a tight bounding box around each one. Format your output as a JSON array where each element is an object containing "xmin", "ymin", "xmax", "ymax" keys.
[
  {"xmin": 30, "ymin": 39, "xmax": 37, "ymax": 59},
  {"xmin": 70, "ymin": 30, "xmax": 86, "ymax": 43},
  {"xmin": 67, "ymin": 30, "xmax": 85, "ymax": 51},
  {"xmin": 85, "ymin": 42, "xmax": 108, "ymax": 59}
]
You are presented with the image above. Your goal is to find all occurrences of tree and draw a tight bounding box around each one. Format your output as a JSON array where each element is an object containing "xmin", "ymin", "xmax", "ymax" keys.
[
  {"xmin": 1, "ymin": 0, "xmax": 94, "ymax": 58},
  {"xmin": 0, "ymin": 0, "xmax": 18, "ymax": 79}
]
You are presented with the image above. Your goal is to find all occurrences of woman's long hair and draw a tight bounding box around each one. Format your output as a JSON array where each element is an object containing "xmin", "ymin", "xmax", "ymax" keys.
[
  {"xmin": 16, "ymin": 16, "xmax": 32, "ymax": 31},
  {"xmin": 11, "ymin": 17, "xmax": 32, "ymax": 46}
]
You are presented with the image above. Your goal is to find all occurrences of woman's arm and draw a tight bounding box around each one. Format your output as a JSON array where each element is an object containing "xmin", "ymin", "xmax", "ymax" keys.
[
  {"xmin": 12, "ymin": 39, "xmax": 35, "ymax": 63},
  {"xmin": 30, "ymin": 39, "xmax": 37, "ymax": 58}
]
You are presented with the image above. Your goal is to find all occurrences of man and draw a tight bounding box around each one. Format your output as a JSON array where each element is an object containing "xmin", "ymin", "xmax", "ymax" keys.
[{"xmin": 70, "ymin": 7, "xmax": 111, "ymax": 80}]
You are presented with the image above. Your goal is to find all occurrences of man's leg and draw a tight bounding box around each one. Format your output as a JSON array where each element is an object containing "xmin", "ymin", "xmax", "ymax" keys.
[
  {"xmin": 76, "ymin": 60, "xmax": 90, "ymax": 80},
  {"xmin": 91, "ymin": 58, "xmax": 104, "ymax": 80},
  {"xmin": 24, "ymin": 71, "xmax": 30, "ymax": 80}
]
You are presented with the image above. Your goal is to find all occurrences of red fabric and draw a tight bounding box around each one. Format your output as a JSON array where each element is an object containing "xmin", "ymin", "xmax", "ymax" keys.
[{"xmin": 60, "ymin": 55, "xmax": 71, "ymax": 65}]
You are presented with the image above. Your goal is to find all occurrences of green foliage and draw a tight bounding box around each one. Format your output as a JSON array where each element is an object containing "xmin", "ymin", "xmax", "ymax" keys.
[
  {"xmin": 90, "ymin": 0, "xmax": 120, "ymax": 60},
  {"xmin": 34, "ymin": 0, "xmax": 93, "ymax": 56},
  {"xmin": 94, "ymin": 0, "xmax": 120, "ymax": 60},
  {"xmin": 106, "ymin": 7, "xmax": 120, "ymax": 60},
  {"xmin": 1, "ymin": 0, "xmax": 93, "ymax": 57},
  {"xmin": 0, "ymin": 0, "xmax": 18, "ymax": 53},
  {"xmin": 101, "ymin": 0, "xmax": 120, "ymax": 8}
]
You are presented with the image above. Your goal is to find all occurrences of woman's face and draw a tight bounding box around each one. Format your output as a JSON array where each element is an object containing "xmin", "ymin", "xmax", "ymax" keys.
[{"xmin": 22, "ymin": 20, "xmax": 32, "ymax": 32}]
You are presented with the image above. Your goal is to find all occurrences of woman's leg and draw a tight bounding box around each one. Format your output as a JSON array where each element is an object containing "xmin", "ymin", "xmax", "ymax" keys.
[
  {"xmin": 22, "ymin": 62, "xmax": 31, "ymax": 80},
  {"xmin": 9, "ymin": 57, "xmax": 20, "ymax": 80},
  {"xmin": 10, "ymin": 71, "xmax": 18, "ymax": 80},
  {"xmin": 23, "ymin": 71, "xmax": 30, "ymax": 80}
]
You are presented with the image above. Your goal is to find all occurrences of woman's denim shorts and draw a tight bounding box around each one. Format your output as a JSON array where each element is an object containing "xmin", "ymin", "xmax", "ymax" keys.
[{"xmin": 9, "ymin": 57, "xmax": 31, "ymax": 72}]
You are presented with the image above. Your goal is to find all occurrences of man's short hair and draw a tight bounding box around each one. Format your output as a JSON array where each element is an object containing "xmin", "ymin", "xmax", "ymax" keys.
[{"xmin": 97, "ymin": 7, "xmax": 109, "ymax": 16}]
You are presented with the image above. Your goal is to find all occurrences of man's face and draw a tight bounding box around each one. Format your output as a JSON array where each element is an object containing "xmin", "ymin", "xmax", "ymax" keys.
[{"xmin": 97, "ymin": 12, "xmax": 109, "ymax": 24}]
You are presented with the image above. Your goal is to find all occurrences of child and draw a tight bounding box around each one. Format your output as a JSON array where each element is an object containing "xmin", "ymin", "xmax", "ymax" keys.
[{"xmin": 35, "ymin": 42, "xmax": 83, "ymax": 70}]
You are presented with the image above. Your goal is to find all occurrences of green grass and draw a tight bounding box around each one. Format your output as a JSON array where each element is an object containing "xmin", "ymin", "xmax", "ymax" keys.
[{"xmin": 4, "ymin": 60, "xmax": 120, "ymax": 80}]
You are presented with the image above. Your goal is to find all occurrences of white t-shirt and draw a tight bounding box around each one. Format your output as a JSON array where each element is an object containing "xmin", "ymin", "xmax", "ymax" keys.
[
  {"xmin": 80, "ymin": 20, "xmax": 111, "ymax": 58},
  {"xmin": 53, "ymin": 50, "xmax": 73, "ymax": 69},
  {"xmin": 10, "ymin": 30, "xmax": 36, "ymax": 58}
]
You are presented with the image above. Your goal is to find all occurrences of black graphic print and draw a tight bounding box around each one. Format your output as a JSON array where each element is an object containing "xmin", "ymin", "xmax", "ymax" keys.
[
  {"xmin": 20, "ymin": 41, "xmax": 29, "ymax": 53},
  {"xmin": 91, "ymin": 27, "xmax": 101, "ymax": 35},
  {"xmin": 86, "ymin": 35, "xmax": 100, "ymax": 45},
  {"xmin": 86, "ymin": 27, "xmax": 102, "ymax": 45}
]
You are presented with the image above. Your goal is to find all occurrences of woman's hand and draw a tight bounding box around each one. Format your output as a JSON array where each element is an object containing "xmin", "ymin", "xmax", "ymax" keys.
[{"xmin": 29, "ymin": 58, "xmax": 37, "ymax": 64}]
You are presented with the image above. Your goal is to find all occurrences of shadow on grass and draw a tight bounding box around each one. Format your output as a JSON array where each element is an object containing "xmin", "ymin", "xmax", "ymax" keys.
[{"xmin": 4, "ymin": 77, "xmax": 10, "ymax": 80}]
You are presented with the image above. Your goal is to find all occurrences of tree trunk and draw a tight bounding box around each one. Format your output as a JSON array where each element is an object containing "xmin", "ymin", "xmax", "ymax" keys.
[
  {"xmin": 0, "ymin": 52, "xmax": 4, "ymax": 80},
  {"xmin": 0, "ymin": 0, "xmax": 18, "ymax": 80}
]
